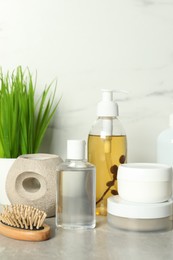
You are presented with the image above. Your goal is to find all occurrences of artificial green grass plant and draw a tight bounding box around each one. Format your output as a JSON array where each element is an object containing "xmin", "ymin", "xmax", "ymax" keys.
[{"xmin": 0, "ymin": 66, "xmax": 60, "ymax": 158}]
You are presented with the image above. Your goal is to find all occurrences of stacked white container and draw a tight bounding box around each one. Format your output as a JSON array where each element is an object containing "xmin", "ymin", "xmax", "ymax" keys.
[{"xmin": 107, "ymin": 163, "xmax": 173, "ymax": 232}]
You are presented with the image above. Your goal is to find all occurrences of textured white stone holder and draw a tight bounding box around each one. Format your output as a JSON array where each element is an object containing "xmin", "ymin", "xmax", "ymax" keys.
[{"xmin": 6, "ymin": 153, "xmax": 63, "ymax": 217}]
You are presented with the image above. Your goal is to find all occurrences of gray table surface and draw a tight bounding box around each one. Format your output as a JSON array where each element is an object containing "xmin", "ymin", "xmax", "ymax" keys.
[{"xmin": 0, "ymin": 216, "xmax": 173, "ymax": 260}]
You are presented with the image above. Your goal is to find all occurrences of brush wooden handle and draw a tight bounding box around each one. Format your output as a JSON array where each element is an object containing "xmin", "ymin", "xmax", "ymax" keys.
[{"xmin": 0, "ymin": 222, "xmax": 51, "ymax": 241}]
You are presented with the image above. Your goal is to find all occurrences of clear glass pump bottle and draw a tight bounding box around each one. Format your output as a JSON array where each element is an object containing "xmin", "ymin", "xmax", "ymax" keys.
[
  {"xmin": 157, "ymin": 114, "xmax": 173, "ymax": 191},
  {"xmin": 56, "ymin": 140, "xmax": 96, "ymax": 229},
  {"xmin": 88, "ymin": 90, "xmax": 127, "ymax": 216},
  {"xmin": 157, "ymin": 114, "xmax": 173, "ymax": 166}
]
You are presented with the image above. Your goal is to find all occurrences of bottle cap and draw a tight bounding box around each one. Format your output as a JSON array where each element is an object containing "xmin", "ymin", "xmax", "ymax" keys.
[
  {"xmin": 117, "ymin": 163, "xmax": 172, "ymax": 182},
  {"xmin": 67, "ymin": 140, "xmax": 85, "ymax": 160}
]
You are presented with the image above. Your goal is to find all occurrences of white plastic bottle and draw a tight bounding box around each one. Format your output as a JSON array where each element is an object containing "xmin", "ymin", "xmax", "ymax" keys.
[
  {"xmin": 157, "ymin": 114, "xmax": 173, "ymax": 166},
  {"xmin": 88, "ymin": 89, "xmax": 127, "ymax": 216},
  {"xmin": 56, "ymin": 140, "xmax": 96, "ymax": 229}
]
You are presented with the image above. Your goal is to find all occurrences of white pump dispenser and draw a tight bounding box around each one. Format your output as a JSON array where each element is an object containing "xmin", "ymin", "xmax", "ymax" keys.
[
  {"xmin": 97, "ymin": 90, "xmax": 118, "ymax": 137},
  {"xmin": 97, "ymin": 89, "xmax": 119, "ymax": 117},
  {"xmin": 88, "ymin": 89, "xmax": 127, "ymax": 216}
]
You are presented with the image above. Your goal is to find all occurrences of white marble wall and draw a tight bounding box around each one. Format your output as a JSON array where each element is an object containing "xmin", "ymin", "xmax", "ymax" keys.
[{"xmin": 0, "ymin": 0, "xmax": 173, "ymax": 162}]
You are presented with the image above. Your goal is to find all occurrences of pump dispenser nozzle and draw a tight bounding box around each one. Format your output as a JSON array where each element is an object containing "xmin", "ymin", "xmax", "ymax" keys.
[
  {"xmin": 97, "ymin": 89, "xmax": 118, "ymax": 117},
  {"xmin": 97, "ymin": 89, "xmax": 128, "ymax": 118},
  {"xmin": 98, "ymin": 89, "xmax": 127, "ymax": 138}
]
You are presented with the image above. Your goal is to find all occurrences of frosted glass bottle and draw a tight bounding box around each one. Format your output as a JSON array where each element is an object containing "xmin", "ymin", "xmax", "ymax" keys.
[
  {"xmin": 56, "ymin": 140, "xmax": 96, "ymax": 229},
  {"xmin": 157, "ymin": 114, "xmax": 173, "ymax": 167},
  {"xmin": 88, "ymin": 90, "xmax": 127, "ymax": 216}
]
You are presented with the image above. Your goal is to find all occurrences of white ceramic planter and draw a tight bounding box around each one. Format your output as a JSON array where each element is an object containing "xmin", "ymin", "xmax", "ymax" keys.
[{"xmin": 0, "ymin": 158, "xmax": 16, "ymax": 205}]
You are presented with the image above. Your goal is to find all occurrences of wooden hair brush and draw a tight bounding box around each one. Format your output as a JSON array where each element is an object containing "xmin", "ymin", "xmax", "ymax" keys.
[{"xmin": 0, "ymin": 204, "xmax": 51, "ymax": 241}]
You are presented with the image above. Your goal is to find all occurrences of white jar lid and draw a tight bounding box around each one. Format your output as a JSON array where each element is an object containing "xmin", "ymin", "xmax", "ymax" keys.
[
  {"xmin": 117, "ymin": 163, "xmax": 172, "ymax": 182},
  {"xmin": 107, "ymin": 196, "xmax": 173, "ymax": 219}
]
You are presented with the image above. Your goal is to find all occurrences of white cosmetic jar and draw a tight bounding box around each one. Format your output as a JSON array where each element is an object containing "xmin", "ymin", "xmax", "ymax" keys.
[
  {"xmin": 117, "ymin": 163, "xmax": 172, "ymax": 203},
  {"xmin": 107, "ymin": 196, "xmax": 173, "ymax": 232}
]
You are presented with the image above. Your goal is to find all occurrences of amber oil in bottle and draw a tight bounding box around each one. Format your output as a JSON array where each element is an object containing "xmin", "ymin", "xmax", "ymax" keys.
[{"xmin": 88, "ymin": 134, "xmax": 126, "ymax": 216}]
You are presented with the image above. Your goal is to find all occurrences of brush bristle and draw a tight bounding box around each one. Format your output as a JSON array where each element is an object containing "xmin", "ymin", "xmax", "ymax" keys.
[{"xmin": 0, "ymin": 205, "xmax": 47, "ymax": 230}]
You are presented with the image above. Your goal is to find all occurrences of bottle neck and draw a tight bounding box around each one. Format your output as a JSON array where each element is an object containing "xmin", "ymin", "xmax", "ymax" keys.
[
  {"xmin": 65, "ymin": 159, "xmax": 87, "ymax": 168},
  {"xmin": 98, "ymin": 116, "xmax": 117, "ymax": 120},
  {"xmin": 66, "ymin": 158, "xmax": 86, "ymax": 162}
]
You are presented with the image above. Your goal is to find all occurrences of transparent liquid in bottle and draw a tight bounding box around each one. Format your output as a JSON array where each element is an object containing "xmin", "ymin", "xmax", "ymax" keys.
[{"xmin": 56, "ymin": 161, "xmax": 96, "ymax": 229}]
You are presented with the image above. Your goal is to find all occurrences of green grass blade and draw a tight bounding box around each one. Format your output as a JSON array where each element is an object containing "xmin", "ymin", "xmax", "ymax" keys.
[{"xmin": 0, "ymin": 66, "xmax": 60, "ymax": 158}]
